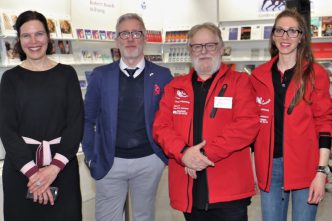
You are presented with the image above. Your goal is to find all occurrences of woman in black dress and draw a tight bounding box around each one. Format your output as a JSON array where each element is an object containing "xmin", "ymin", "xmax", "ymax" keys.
[{"xmin": 0, "ymin": 11, "xmax": 83, "ymax": 220}]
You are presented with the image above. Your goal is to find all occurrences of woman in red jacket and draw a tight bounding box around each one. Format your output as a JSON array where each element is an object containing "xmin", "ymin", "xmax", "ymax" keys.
[{"xmin": 251, "ymin": 9, "xmax": 331, "ymax": 221}]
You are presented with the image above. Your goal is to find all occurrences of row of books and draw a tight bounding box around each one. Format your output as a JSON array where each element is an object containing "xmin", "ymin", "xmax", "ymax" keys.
[
  {"xmin": 220, "ymin": 25, "xmax": 273, "ymax": 41},
  {"xmin": 0, "ymin": 11, "xmax": 162, "ymax": 42},
  {"xmin": 0, "ymin": 37, "xmax": 124, "ymax": 66},
  {"xmin": 220, "ymin": 16, "xmax": 332, "ymax": 41},
  {"xmin": 164, "ymin": 31, "xmax": 189, "ymax": 43},
  {"xmin": 311, "ymin": 16, "xmax": 332, "ymax": 37}
]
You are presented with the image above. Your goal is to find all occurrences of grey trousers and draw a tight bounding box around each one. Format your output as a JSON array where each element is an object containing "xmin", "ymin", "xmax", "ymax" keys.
[{"xmin": 95, "ymin": 154, "xmax": 165, "ymax": 221}]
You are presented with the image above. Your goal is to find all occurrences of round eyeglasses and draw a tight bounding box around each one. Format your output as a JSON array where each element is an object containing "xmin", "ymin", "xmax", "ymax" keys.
[
  {"xmin": 117, "ymin": 31, "xmax": 144, "ymax": 40},
  {"xmin": 189, "ymin": 42, "xmax": 219, "ymax": 53},
  {"xmin": 273, "ymin": 28, "xmax": 303, "ymax": 38}
]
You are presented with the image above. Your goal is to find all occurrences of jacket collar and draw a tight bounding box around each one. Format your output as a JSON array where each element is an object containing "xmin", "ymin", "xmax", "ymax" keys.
[{"xmin": 171, "ymin": 63, "xmax": 230, "ymax": 91}]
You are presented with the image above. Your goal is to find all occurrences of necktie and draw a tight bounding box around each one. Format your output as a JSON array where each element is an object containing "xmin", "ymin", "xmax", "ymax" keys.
[{"xmin": 125, "ymin": 67, "xmax": 139, "ymax": 78}]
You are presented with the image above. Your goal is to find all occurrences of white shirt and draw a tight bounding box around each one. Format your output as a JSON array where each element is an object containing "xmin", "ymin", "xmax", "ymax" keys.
[{"xmin": 119, "ymin": 58, "xmax": 145, "ymax": 78}]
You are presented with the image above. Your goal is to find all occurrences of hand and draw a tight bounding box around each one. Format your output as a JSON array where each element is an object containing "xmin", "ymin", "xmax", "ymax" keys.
[
  {"xmin": 185, "ymin": 167, "xmax": 197, "ymax": 179},
  {"xmin": 28, "ymin": 165, "xmax": 60, "ymax": 195},
  {"xmin": 307, "ymin": 172, "xmax": 326, "ymax": 204},
  {"xmin": 33, "ymin": 187, "xmax": 55, "ymax": 205},
  {"xmin": 181, "ymin": 140, "xmax": 214, "ymax": 171}
]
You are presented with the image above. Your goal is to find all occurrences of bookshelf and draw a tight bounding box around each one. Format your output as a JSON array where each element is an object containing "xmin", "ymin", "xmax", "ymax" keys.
[{"xmin": 219, "ymin": 18, "xmax": 332, "ymax": 76}]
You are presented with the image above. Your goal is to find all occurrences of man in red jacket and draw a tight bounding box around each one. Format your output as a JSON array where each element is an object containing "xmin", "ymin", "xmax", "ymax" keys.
[{"xmin": 153, "ymin": 22, "xmax": 260, "ymax": 221}]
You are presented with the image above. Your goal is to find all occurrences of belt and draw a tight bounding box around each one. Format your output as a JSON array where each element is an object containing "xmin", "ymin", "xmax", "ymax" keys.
[{"xmin": 22, "ymin": 136, "xmax": 61, "ymax": 167}]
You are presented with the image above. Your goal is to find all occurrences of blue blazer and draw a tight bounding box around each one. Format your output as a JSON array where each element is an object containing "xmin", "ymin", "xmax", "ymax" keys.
[{"xmin": 82, "ymin": 60, "xmax": 173, "ymax": 180}]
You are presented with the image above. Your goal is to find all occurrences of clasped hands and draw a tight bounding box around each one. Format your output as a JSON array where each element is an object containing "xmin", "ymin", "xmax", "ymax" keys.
[
  {"xmin": 181, "ymin": 140, "xmax": 214, "ymax": 179},
  {"xmin": 27, "ymin": 165, "xmax": 60, "ymax": 205}
]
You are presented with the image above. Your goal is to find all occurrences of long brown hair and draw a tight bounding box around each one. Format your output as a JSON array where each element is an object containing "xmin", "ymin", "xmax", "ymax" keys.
[{"xmin": 269, "ymin": 8, "xmax": 314, "ymax": 105}]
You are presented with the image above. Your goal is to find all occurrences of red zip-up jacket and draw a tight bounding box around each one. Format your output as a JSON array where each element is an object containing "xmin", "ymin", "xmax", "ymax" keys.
[
  {"xmin": 153, "ymin": 64, "xmax": 259, "ymax": 212},
  {"xmin": 250, "ymin": 56, "xmax": 332, "ymax": 192}
]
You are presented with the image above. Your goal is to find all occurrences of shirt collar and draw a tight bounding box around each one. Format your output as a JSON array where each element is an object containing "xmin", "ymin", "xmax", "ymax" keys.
[{"xmin": 119, "ymin": 58, "xmax": 145, "ymax": 78}]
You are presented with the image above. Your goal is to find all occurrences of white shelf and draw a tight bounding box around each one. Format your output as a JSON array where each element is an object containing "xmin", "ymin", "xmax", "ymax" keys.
[{"xmin": 222, "ymin": 58, "xmax": 269, "ymax": 63}]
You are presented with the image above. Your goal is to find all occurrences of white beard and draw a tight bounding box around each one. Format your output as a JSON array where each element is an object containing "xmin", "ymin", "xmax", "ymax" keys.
[{"xmin": 192, "ymin": 55, "xmax": 221, "ymax": 76}]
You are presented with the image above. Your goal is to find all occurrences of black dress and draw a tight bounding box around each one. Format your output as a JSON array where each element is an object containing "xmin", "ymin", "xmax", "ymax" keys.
[{"xmin": 0, "ymin": 64, "xmax": 83, "ymax": 221}]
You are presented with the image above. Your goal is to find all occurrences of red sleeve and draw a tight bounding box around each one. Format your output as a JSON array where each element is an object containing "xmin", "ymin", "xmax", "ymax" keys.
[
  {"xmin": 311, "ymin": 64, "xmax": 332, "ymax": 148},
  {"xmin": 153, "ymin": 82, "xmax": 187, "ymax": 164}
]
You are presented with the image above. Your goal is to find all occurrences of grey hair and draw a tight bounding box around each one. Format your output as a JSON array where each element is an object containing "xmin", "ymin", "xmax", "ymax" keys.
[
  {"xmin": 187, "ymin": 22, "xmax": 223, "ymax": 47},
  {"xmin": 116, "ymin": 13, "xmax": 146, "ymax": 34}
]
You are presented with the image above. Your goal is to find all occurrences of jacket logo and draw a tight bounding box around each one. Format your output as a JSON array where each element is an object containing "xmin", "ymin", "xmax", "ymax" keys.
[
  {"xmin": 176, "ymin": 90, "xmax": 188, "ymax": 98},
  {"xmin": 256, "ymin": 97, "xmax": 271, "ymax": 105}
]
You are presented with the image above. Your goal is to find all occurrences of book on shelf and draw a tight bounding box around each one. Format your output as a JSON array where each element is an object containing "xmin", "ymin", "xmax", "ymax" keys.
[
  {"xmin": 59, "ymin": 19, "xmax": 73, "ymax": 38},
  {"xmin": 250, "ymin": 25, "xmax": 262, "ymax": 40},
  {"xmin": 144, "ymin": 54, "xmax": 163, "ymax": 62},
  {"xmin": 250, "ymin": 48, "xmax": 261, "ymax": 60},
  {"xmin": 220, "ymin": 26, "xmax": 229, "ymax": 41},
  {"xmin": 47, "ymin": 18, "xmax": 59, "ymax": 38},
  {"xmin": 263, "ymin": 25, "xmax": 273, "ymax": 40},
  {"xmin": 1, "ymin": 11, "xmax": 17, "ymax": 36},
  {"xmin": 228, "ymin": 27, "xmax": 239, "ymax": 40},
  {"xmin": 85, "ymin": 29, "xmax": 92, "ymax": 40},
  {"xmin": 164, "ymin": 30, "xmax": 188, "ymax": 43},
  {"xmin": 263, "ymin": 48, "xmax": 270, "ymax": 60},
  {"xmin": 76, "ymin": 28, "xmax": 85, "ymax": 39},
  {"xmin": 312, "ymin": 42, "xmax": 332, "ymax": 59},
  {"xmin": 92, "ymin": 30, "xmax": 100, "ymax": 40},
  {"xmin": 321, "ymin": 16, "xmax": 332, "ymax": 37},
  {"xmin": 146, "ymin": 30, "xmax": 162, "ymax": 42},
  {"xmin": 240, "ymin": 26, "xmax": 251, "ymax": 40},
  {"xmin": 52, "ymin": 40, "xmax": 72, "ymax": 54},
  {"xmin": 111, "ymin": 48, "xmax": 121, "ymax": 61},
  {"xmin": 222, "ymin": 46, "xmax": 232, "ymax": 59},
  {"xmin": 2, "ymin": 38, "xmax": 20, "ymax": 65},
  {"xmin": 81, "ymin": 50, "xmax": 93, "ymax": 63},
  {"xmin": 311, "ymin": 17, "xmax": 321, "ymax": 37},
  {"xmin": 107, "ymin": 31, "xmax": 116, "ymax": 40},
  {"xmin": 99, "ymin": 30, "xmax": 107, "ymax": 40}
]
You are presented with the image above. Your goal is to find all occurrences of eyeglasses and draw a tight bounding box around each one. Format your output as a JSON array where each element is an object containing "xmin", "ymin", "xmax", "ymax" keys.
[
  {"xmin": 117, "ymin": 31, "xmax": 144, "ymax": 40},
  {"xmin": 189, "ymin": 42, "xmax": 219, "ymax": 53},
  {"xmin": 273, "ymin": 28, "xmax": 302, "ymax": 38}
]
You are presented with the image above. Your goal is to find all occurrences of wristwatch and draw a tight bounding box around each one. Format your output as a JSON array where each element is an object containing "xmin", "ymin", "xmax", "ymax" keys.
[{"xmin": 317, "ymin": 166, "xmax": 331, "ymax": 175}]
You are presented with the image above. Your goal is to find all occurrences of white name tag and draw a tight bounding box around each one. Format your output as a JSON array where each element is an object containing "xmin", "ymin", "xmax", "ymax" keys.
[{"xmin": 214, "ymin": 97, "xmax": 232, "ymax": 109}]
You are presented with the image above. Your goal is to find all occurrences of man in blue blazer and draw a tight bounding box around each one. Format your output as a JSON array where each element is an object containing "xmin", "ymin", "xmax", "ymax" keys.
[{"xmin": 82, "ymin": 13, "xmax": 172, "ymax": 221}]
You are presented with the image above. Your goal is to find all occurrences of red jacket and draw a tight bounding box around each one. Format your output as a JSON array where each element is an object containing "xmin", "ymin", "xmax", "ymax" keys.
[
  {"xmin": 153, "ymin": 64, "xmax": 259, "ymax": 212},
  {"xmin": 250, "ymin": 56, "xmax": 332, "ymax": 192}
]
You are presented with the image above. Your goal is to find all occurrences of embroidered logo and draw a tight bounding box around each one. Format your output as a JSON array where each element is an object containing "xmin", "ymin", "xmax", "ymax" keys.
[
  {"xmin": 256, "ymin": 97, "xmax": 271, "ymax": 105},
  {"xmin": 154, "ymin": 84, "xmax": 160, "ymax": 95},
  {"xmin": 176, "ymin": 90, "xmax": 188, "ymax": 98}
]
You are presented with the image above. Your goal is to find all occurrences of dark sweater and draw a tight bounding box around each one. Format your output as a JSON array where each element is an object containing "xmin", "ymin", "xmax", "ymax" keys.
[{"xmin": 115, "ymin": 69, "xmax": 153, "ymax": 158}]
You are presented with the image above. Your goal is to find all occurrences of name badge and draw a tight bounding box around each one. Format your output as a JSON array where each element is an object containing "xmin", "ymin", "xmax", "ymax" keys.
[{"xmin": 214, "ymin": 97, "xmax": 232, "ymax": 109}]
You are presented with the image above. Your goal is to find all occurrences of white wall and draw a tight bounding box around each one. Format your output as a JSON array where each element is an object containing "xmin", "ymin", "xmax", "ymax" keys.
[
  {"xmin": 219, "ymin": 0, "xmax": 332, "ymax": 22},
  {"xmin": 70, "ymin": 0, "xmax": 218, "ymax": 31},
  {"xmin": 70, "ymin": 0, "xmax": 120, "ymax": 30},
  {"xmin": 0, "ymin": 0, "xmax": 69, "ymax": 17}
]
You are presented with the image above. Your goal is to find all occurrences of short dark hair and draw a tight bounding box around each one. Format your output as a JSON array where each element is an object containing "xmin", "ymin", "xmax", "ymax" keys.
[{"xmin": 14, "ymin": 10, "xmax": 53, "ymax": 61}]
